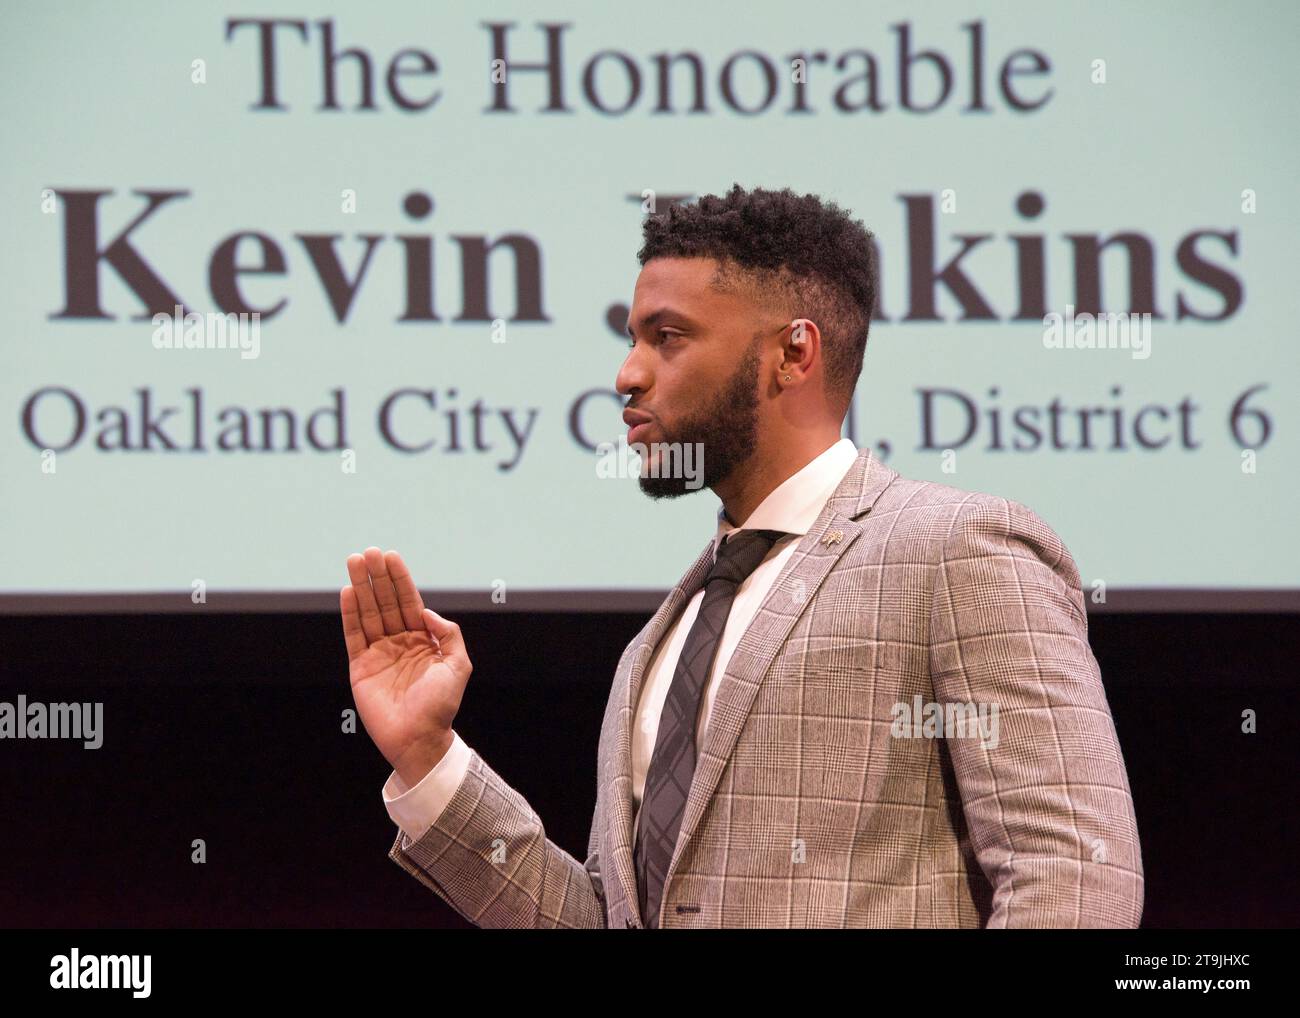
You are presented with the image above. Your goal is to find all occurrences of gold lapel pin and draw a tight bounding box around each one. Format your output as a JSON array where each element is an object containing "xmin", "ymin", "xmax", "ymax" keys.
[{"xmin": 822, "ymin": 529, "xmax": 843, "ymax": 547}]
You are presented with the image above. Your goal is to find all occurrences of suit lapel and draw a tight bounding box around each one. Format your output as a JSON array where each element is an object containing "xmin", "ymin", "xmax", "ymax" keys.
[
  {"xmin": 605, "ymin": 538, "xmax": 715, "ymax": 924},
  {"xmin": 625, "ymin": 543, "xmax": 714, "ymax": 718},
  {"xmin": 666, "ymin": 447, "xmax": 898, "ymax": 890}
]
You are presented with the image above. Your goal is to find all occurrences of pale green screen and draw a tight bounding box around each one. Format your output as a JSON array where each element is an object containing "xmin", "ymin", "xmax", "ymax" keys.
[{"xmin": 1, "ymin": 1, "xmax": 1295, "ymax": 609}]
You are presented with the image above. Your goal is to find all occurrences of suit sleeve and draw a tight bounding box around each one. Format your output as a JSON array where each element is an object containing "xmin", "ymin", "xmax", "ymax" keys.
[
  {"xmin": 387, "ymin": 747, "xmax": 608, "ymax": 928},
  {"xmin": 382, "ymin": 730, "xmax": 474, "ymax": 840},
  {"xmin": 929, "ymin": 498, "xmax": 1144, "ymax": 928}
]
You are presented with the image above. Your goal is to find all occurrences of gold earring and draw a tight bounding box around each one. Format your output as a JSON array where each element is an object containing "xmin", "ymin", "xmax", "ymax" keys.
[{"xmin": 784, "ymin": 374, "xmax": 791, "ymax": 382}]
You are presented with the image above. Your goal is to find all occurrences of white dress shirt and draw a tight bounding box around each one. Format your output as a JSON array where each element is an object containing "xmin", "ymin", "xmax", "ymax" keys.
[{"xmin": 382, "ymin": 438, "xmax": 861, "ymax": 846}]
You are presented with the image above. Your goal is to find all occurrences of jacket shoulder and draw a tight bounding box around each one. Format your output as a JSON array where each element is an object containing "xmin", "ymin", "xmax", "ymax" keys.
[
  {"xmin": 874, "ymin": 470, "xmax": 1064, "ymax": 544},
  {"xmin": 868, "ymin": 470, "xmax": 1081, "ymax": 582}
]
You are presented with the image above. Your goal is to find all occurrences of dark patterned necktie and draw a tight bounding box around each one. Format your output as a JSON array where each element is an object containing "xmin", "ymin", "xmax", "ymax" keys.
[{"xmin": 633, "ymin": 527, "xmax": 788, "ymax": 928}]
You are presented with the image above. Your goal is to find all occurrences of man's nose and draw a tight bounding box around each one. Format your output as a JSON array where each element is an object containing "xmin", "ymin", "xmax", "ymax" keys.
[{"xmin": 615, "ymin": 344, "xmax": 649, "ymax": 398}]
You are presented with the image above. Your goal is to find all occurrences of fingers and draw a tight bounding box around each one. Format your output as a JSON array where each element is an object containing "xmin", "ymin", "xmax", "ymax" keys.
[
  {"xmin": 339, "ymin": 586, "xmax": 368, "ymax": 661},
  {"xmin": 363, "ymin": 547, "xmax": 405, "ymax": 635},
  {"xmin": 346, "ymin": 553, "xmax": 385, "ymax": 644},
  {"xmin": 385, "ymin": 550, "xmax": 425, "ymax": 632},
  {"xmin": 346, "ymin": 548, "xmax": 445, "ymax": 652}
]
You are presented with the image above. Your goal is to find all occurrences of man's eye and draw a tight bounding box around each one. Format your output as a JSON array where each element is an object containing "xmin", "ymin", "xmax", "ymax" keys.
[{"xmin": 627, "ymin": 330, "xmax": 680, "ymax": 349}]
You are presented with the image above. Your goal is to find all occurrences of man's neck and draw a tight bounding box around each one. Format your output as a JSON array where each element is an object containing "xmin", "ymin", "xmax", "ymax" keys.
[{"xmin": 715, "ymin": 432, "xmax": 844, "ymax": 527}]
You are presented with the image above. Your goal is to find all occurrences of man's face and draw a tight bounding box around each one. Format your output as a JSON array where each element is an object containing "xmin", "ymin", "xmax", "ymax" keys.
[{"xmin": 616, "ymin": 257, "xmax": 768, "ymax": 499}]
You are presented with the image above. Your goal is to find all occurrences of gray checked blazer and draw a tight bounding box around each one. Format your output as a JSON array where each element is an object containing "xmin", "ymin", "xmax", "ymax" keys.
[{"xmin": 388, "ymin": 446, "xmax": 1144, "ymax": 927}]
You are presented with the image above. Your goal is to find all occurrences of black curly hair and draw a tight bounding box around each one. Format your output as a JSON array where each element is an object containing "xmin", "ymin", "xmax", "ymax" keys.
[{"xmin": 637, "ymin": 184, "xmax": 876, "ymax": 416}]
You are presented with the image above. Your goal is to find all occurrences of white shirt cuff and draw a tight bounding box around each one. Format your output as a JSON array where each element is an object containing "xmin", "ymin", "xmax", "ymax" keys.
[{"xmin": 381, "ymin": 731, "xmax": 472, "ymax": 841}]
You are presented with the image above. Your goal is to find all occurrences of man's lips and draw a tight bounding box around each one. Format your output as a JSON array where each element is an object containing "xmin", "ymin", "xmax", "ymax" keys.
[{"xmin": 622, "ymin": 408, "xmax": 653, "ymax": 443}]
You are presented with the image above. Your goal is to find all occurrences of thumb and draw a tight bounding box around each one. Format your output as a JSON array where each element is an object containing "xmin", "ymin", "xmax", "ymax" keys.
[{"xmin": 422, "ymin": 608, "xmax": 463, "ymax": 658}]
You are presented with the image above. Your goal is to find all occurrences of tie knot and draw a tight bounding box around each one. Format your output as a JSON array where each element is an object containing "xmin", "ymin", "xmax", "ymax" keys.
[{"xmin": 705, "ymin": 529, "xmax": 788, "ymax": 588}]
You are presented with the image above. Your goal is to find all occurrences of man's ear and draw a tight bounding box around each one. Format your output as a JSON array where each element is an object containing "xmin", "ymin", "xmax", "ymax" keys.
[{"xmin": 782, "ymin": 318, "xmax": 820, "ymax": 377}]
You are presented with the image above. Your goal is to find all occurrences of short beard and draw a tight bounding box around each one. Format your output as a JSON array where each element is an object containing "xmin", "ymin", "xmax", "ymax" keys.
[{"xmin": 638, "ymin": 337, "xmax": 761, "ymax": 500}]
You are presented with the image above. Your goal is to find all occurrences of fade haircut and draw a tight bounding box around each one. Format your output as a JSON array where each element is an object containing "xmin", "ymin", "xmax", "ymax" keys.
[{"xmin": 637, "ymin": 184, "xmax": 877, "ymax": 417}]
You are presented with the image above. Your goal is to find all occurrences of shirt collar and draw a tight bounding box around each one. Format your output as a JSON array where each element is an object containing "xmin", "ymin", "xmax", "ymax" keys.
[{"xmin": 711, "ymin": 438, "xmax": 860, "ymax": 562}]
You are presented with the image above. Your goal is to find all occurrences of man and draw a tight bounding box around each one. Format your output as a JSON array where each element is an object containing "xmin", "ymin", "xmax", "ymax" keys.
[{"xmin": 341, "ymin": 184, "xmax": 1144, "ymax": 928}]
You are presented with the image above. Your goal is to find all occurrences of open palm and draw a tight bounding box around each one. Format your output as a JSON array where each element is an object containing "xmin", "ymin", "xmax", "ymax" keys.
[{"xmin": 340, "ymin": 547, "xmax": 471, "ymax": 781}]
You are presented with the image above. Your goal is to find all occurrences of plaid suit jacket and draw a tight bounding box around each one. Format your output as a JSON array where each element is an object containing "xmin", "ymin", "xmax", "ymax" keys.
[{"xmin": 388, "ymin": 447, "xmax": 1144, "ymax": 927}]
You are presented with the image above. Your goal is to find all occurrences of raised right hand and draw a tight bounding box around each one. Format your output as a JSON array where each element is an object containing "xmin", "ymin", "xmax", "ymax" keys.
[{"xmin": 340, "ymin": 547, "xmax": 472, "ymax": 787}]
